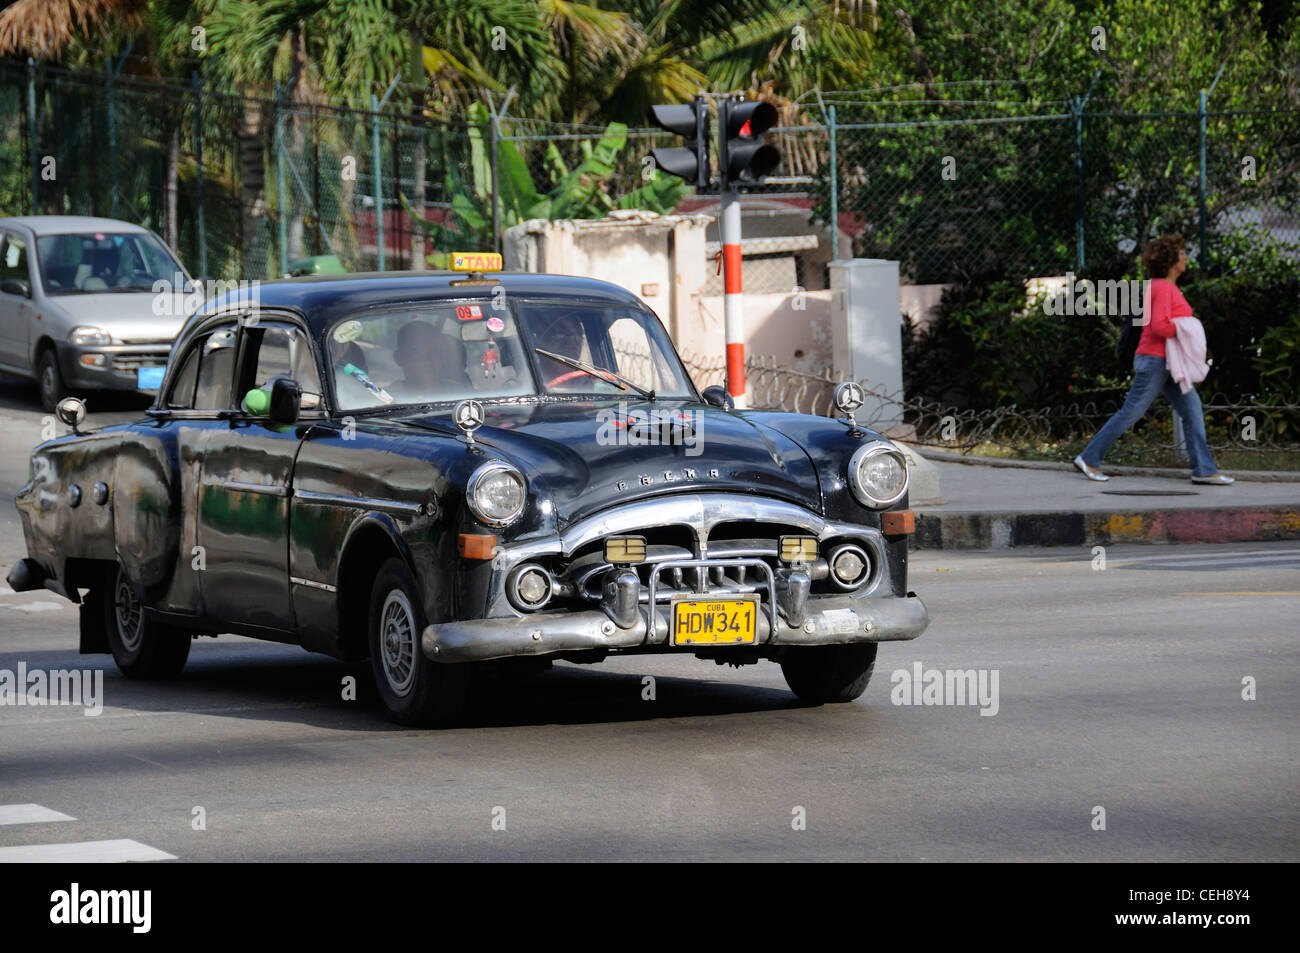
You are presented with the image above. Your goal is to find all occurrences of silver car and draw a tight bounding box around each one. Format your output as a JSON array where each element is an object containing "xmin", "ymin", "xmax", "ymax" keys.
[{"xmin": 0, "ymin": 216, "xmax": 194, "ymax": 411}]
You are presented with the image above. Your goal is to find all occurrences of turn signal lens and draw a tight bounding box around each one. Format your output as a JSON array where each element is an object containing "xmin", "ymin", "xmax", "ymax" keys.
[
  {"xmin": 604, "ymin": 536, "xmax": 647, "ymax": 565},
  {"xmin": 458, "ymin": 533, "xmax": 498, "ymax": 560}
]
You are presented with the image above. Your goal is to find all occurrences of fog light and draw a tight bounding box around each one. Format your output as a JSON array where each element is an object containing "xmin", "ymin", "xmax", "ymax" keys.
[
  {"xmin": 510, "ymin": 564, "xmax": 553, "ymax": 610},
  {"xmin": 829, "ymin": 544, "xmax": 870, "ymax": 590},
  {"xmin": 779, "ymin": 535, "xmax": 817, "ymax": 564},
  {"xmin": 79, "ymin": 353, "xmax": 107, "ymax": 368},
  {"xmin": 604, "ymin": 536, "xmax": 646, "ymax": 565}
]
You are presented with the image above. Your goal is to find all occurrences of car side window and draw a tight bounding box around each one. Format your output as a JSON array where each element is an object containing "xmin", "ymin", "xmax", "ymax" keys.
[
  {"xmin": 165, "ymin": 343, "xmax": 202, "ymax": 409},
  {"xmin": 1, "ymin": 233, "xmax": 29, "ymax": 290},
  {"xmin": 240, "ymin": 324, "xmax": 323, "ymax": 411},
  {"xmin": 193, "ymin": 328, "xmax": 239, "ymax": 410}
]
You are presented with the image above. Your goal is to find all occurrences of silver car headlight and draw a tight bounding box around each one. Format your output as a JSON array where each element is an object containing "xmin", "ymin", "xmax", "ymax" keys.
[
  {"xmin": 68, "ymin": 326, "xmax": 113, "ymax": 346},
  {"xmin": 467, "ymin": 461, "xmax": 526, "ymax": 527},
  {"xmin": 847, "ymin": 443, "xmax": 908, "ymax": 508}
]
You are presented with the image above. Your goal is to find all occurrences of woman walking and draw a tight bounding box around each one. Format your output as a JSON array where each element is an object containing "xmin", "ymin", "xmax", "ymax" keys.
[{"xmin": 1074, "ymin": 234, "xmax": 1234, "ymax": 484}]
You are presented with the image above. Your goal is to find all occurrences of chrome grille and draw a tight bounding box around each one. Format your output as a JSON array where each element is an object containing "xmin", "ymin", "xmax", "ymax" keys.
[{"xmin": 112, "ymin": 352, "xmax": 167, "ymax": 373}]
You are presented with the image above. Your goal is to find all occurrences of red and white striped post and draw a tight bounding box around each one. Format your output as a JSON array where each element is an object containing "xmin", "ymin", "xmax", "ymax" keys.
[{"xmin": 720, "ymin": 190, "xmax": 746, "ymax": 409}]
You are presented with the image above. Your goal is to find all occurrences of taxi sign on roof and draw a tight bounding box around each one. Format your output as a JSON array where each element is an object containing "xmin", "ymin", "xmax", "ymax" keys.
[{"xmin": 451, "ymin": 252, "xmax": 503, "ymax": 272}]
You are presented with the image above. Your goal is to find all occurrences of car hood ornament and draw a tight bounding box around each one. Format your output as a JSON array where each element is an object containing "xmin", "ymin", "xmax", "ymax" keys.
[{"xmin": 453, "ymin": 399, "xmax": 486, "ymax": 446}]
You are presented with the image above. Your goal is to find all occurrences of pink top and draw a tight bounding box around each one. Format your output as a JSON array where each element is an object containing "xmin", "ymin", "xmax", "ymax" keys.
[{"xmin": 1136, "ymin": 278, "xmax": 1193, "ymax": 359}]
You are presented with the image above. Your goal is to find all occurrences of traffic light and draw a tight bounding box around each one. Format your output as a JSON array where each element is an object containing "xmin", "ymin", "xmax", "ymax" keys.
[
  {"xmin": 649, "ymin": 95, "xmax": 710, "ymax": 188},
  {"xmin": 721, "ymin": 97, "xmax": 780, "ymax": 187}
]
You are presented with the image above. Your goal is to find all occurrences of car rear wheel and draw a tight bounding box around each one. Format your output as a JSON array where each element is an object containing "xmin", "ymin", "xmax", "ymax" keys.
[
  {"xmin": 37, "ymin": 348, "xmax": 67, "ymax": 414},
  {"xmin": 368, "ymin": 558, "xmax": 468, "ymax": 727},
  {"xmin": 103, "ymin": 564, "xmax": 192, "ymax": 678},
  {"xmin": 780, "ymin": 642, "xmax": 878, "ymax": 704}
]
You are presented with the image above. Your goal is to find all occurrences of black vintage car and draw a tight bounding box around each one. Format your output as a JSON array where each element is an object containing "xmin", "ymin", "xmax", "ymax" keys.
[{"xmin": 8, "ymin": 268, "xmax": 929, "ymax": 725}]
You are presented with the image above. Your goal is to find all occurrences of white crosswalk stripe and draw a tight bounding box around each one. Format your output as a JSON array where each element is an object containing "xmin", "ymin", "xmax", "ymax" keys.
[
  {"xmin": 0, "ymin": 839, "xmax": 176, "ymax": 863},
  {"xmin": 0, "ymin": 805, "xmax": 175, "ymax": 861},
  {"xmin": 0, "ymin": 803, "xmax": 75, "ymax": 825}
]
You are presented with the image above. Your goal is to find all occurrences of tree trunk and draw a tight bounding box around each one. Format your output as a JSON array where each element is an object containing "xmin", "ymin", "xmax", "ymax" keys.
[
  {"xmin": 165, "ymin": 113, "xmax": 179, "ymax": 252},
  {"xmin": 238, "ymin": 93, "xmax": 267, "ymax": 278},
  {"xmin": 409, "ymin": 25, "xmax": 426, "ymax": 270}
]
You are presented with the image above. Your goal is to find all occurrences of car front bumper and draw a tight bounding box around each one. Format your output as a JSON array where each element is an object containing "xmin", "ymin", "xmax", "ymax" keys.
[
  {"xmin": 61, "ymin": 343, "xmax": 171, "ymax": 392},
  {"xmin": 422, "ymin": 592, "xmax": 929, "ymax": 663}
]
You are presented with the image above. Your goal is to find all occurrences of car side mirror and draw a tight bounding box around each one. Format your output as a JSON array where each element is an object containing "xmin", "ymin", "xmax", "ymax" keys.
[
  {"xmin": 1, "ymin": 277, "xmax": 30, "ymax": 298},
  {"xmin": 701, "ymin": 385, "xmax": 734, "ymax": 410},
  {"xmin": 269, "ymin": 378, "xmax": 302, "ymax": 424}
]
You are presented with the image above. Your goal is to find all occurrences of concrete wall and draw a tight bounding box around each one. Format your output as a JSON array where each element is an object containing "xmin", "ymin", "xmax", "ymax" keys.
[
  {"xmin": 691, "ymin": 291, "xmax": 835, "ymax": 372},
  {"xmin": 503, "ymin": 212, "xmax": 711, "ymax": 342}
]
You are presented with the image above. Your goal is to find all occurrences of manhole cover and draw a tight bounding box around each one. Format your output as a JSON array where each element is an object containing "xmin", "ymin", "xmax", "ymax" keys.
[{"xmin": 1100, "ymin": 489, "xmax": 1200, "ymax": 496}]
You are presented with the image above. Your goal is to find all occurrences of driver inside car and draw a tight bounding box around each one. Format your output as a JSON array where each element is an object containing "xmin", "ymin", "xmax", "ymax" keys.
[{"xmin": 389, "ymin": 319, "xmax": 472, "ymax": 401}]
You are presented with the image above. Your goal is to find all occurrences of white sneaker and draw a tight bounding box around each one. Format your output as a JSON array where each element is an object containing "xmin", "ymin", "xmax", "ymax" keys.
[
  {"xmin": 1073, "ymin": 455, "xmax": 1109, "ymax": 482},
  {"xmin": 1191, "ymin": 473, "xmax": 1235, "ymax": 485}
]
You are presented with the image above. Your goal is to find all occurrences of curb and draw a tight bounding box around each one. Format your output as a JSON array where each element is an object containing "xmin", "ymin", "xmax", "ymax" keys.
[
  {"xmin": 910, "ymin": 505, "xmax": 1300, "ymax": 550},
  {"xmin": 910, "ymin": 446, "xmax": 1300, "ymax": 484}
]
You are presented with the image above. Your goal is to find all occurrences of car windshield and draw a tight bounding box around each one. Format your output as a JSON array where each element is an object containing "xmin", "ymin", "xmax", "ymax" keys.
[
  {"xmin": 36, "ymin": 231, "xmax": 185, "ymax": 295},
  {"xmin": 327, "ymin": 298, "xmax": 696, "ymax": 411}
]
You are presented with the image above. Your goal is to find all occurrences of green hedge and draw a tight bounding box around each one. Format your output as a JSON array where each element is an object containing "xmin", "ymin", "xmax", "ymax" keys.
[{"xmin": 902, "ymin": 236, "xmax": 1300, "ymax": 412}]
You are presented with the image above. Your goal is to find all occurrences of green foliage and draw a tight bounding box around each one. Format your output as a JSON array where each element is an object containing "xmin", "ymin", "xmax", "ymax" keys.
[
  {"xmin": 904, "ymin": 235, "xmax": 1300, "ymax": 411},
  {"xmin": 1181, "ymin": 233, "xmax": 1300, "ymax": 402},
  {"xmin": 902, "ymin": 275, "xmax": 1122, "ymax": 410},
  {"xmin": 403, "ymin": 104, "xmax": 689, "ymax": 254}
]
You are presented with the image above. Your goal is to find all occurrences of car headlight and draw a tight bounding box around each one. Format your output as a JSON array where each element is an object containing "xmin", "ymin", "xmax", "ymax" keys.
[
  {"xmin": 847, "ymin": 443, "xmax": 908, "ymax": 508},
  {"xmin": 68, "ymin": 326, "xmax": 113, "ymax": 346},
  {"xmin": 466, "ymin": 461, "xmax": 526, "ymax": 527}
]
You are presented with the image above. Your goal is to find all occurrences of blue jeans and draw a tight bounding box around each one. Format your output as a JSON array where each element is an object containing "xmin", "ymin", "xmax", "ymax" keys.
[{"xmin": 1080, "ymin": 354, "xmax": 1218, "ymax": 477}]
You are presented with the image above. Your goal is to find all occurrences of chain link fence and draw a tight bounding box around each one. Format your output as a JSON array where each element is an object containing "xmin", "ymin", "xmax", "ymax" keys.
[
  {"xmin": 682, "ymin": 351, "xmax": 1300, "ymax": 470},
  {"xmin": 2, "ymin": 61, "xmax": 1296, "ymax": 466},
  {"xmin": 5, "ymin": 60, "xmax": 1295, "ymax": 285}
]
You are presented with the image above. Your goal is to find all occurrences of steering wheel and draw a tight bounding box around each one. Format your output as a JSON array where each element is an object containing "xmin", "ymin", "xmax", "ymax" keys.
[{"xmin": 546, "ymin": 369, "xmax": 588, "ymax": 389}]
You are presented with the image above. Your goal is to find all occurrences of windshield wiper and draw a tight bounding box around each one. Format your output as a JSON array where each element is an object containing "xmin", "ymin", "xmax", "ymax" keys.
[{"xmin": 534, "ymin": 348, "xmax": 655, "ymax": 400}]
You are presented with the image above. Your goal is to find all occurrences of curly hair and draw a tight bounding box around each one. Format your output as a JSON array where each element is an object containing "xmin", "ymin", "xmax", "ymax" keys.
[{"xmin": 1142, "ymin": 234, "xmax": 1186, "ymax": 278}]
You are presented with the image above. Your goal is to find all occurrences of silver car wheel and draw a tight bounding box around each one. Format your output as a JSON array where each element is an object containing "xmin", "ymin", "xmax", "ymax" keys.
[
  {"xmin": 379, "ymin": 590, "xmax": 418, "ymax": 696},
  {"xmin": 40, "ymin": 363, "xmax": 57, "ymax": 407},
  {"xmin": 114, "ymin": 572, "xmax": 145, "ymax": 653}
]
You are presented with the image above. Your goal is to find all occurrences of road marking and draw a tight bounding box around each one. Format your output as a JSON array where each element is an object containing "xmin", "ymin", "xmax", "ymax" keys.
[
  {"xmin": 0, "ymin": 839, "xmax": 176, "ymax": 863},
  {"xmin": 1113, "ymin": 548, "xmax": 1300, "ymax": 565},
  {"xmin": 0, "ymin": 804, "xmax": 75, "ymax": 826}
]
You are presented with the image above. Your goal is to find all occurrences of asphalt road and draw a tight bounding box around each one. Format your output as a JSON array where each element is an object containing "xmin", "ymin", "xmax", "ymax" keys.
[{"xmin": 0, "ymin": 378, "xmax": 1296, "ymax": 861}]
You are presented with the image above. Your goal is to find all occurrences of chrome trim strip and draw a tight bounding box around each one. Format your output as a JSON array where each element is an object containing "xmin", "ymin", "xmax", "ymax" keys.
[
  {"xmin": 223, "ymin": 480, "xmax": 290, "ymax": 498},
  {"xmin": 290, "ymin": 576, "xmax": 337, "ymax": 593},
  {"xmin": 293, "ymin": 489, "xmax": 423, "ymax": 516}
]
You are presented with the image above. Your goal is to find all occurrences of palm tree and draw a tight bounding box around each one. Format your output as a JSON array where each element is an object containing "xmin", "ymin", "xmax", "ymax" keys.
[{"xmin": 0, "ymin": 0, "xmax": 202, "ymax": 247}]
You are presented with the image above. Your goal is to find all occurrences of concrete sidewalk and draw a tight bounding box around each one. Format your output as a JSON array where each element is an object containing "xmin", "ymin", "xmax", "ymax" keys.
[{"xmin": 906, "ymin": 449, "xmax": 1300, "ymax": 550}]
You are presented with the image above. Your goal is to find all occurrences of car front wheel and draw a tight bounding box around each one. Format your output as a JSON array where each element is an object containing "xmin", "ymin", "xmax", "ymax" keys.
[
  {"xmin": 103, "ymin": 564, "xmax": 192, "ymax": 678},
  {"xmin": 37, "ymin": 348, "xmax": 67, "ymax": 414},
  {"xmin": 780, "ymin": 642, "xmax": 878, "ymax": 704},
  {"xmin": 368, "ymin": 558, "xmax": 468, "ymax": 727}
]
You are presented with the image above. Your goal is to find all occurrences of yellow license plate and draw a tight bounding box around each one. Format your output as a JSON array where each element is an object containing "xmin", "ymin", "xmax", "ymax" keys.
[{"xmin": 671, "ymin": 597, "xmax": 758, "ymax": 646}]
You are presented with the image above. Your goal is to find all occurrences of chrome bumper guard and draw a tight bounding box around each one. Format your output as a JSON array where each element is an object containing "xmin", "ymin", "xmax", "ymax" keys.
[{"xmin": 422, "ymin": 592, "xmax": 929, "ymax": 664}]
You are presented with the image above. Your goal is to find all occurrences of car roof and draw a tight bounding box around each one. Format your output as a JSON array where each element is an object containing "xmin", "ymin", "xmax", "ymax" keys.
[
  {"xmin": 200, "ymin": 272, "xmax": 650, "ymax": 333},
  {"xmin": 0, "ymin": 216, "xmax": 155, "ymax": 236}
]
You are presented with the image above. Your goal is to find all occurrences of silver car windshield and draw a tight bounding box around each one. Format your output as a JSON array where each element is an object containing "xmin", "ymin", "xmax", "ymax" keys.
[
  {"xmin": 327, "ymin": 299, "xmax": 696, "ymax": 411},
  {"xmin": 36, "ymin": 231, "xmax": 185, "ymax": 295}
]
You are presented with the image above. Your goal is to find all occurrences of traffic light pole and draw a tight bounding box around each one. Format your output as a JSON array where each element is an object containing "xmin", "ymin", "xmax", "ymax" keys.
[
  {"xmin": 652, "ymin": 92, "xmax": 779, "ymax": 411},
  {"xmin": 720, "ymin": 189, "xmax": 746, "ymax": 409}
]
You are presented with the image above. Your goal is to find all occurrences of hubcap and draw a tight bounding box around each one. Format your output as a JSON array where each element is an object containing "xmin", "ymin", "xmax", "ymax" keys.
[
  {"xmin": 379, "ymin": 590, "xmax": 417, "ymax": 696},
  {"xmin": 114, "ymin": 572, "xmax": 144, "ymax": 653},
  {"xmin": 40, "ymin": 364, "xmax": 56, "ymax": 405}
]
